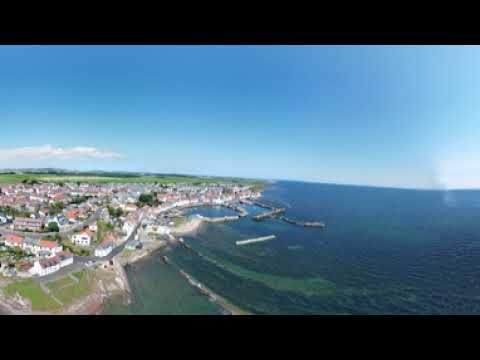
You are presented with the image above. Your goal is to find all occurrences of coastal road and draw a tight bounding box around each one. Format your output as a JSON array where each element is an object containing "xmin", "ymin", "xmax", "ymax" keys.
[{"xmin": 34, "ymin": 222, "xmax": 141, "ymax": 284}]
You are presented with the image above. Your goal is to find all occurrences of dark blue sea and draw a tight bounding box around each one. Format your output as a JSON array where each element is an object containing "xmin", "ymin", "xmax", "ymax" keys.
[{"xmin": 105, "ymin": 181, "xmax": 480, "ymax": 314}]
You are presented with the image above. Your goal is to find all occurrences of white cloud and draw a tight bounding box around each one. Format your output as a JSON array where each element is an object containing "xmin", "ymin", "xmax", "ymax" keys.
[{"xmin": 0, "ymin": 145, "xmax": 123, "ymax": 161}]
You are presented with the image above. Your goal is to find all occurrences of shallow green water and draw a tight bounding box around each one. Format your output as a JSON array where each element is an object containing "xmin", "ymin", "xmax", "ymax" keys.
[{"xmin": 103, "ymin": 249, "xmax": 223, "ymax": 315}]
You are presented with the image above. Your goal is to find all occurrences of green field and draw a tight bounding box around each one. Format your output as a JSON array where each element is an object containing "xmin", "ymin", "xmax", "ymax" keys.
[
  {"xmin": 46, "ymin": 270, "xmax": 94, "ymax": 305},
  {"xmin": 0, "ymin": 173, "xmax": 262, "ymax": 186},
  {"xmin": 4, "ymin": 279, "xmax": 61, "ymax": 312},
  {"xmin": 3, "ymin": 270, "xmax": 95, "ymax": 313}
]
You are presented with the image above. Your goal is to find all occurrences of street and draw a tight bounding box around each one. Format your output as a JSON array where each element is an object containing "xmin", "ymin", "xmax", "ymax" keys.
[{"xmin": 33, "ymin": 221, "xmax": 141, "ymax": 284}]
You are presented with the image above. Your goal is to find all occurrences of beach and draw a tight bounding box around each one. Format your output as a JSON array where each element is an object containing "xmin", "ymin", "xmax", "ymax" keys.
[{"xmin": 171, "ymin": 216, "xmax": 204, "ymax": 236}]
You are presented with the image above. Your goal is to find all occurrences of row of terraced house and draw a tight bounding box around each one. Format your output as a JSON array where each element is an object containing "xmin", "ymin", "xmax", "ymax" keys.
[{"xmin": 2, "ymin": 234, "xmax": 73, "ymax": 277}]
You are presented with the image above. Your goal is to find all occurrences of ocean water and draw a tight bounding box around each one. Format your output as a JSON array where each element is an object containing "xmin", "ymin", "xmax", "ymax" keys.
[
  {"xmin": 105, "ymin": 181, "xmax": 480, "ymax": 315},
  {"xmin": 102, "ymin": 251, "xmax": 223, "ymax": 315}
]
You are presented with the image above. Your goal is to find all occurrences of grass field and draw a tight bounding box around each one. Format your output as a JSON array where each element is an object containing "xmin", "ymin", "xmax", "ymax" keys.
[
  {"xmin": 4, "ymin": 279, "xmax": 61, "ymax": 312},
  {"xmin": 46, "ymin": 270, "xmax": 93, "ymax": 305},
  {"xmin": 0, "ymin": 173, "xmax": 261, "ymax": 186},
  {"xmin": 3, "ymin": 270, "xmax": 95, "ymax": 313}
]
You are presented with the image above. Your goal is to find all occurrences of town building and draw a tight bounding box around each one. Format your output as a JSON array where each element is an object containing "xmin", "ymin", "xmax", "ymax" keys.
[
  {"xmin": 13, "ymin": 217, "xmax": 44, "ymax": 232},
  {"xmin": 72, "ymin": 229, "xmax": 92, "ymax": 247},
  {"xmin": 3, "ymin": 234, "xmax": 24, "ymax": 248},
  {"xmin": 94, "ymin": 233, "xmax": 114, "ymax": 257}
]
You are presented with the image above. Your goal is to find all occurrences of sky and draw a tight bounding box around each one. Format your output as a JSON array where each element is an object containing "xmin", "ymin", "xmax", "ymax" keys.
[{"xmin": 1, "ymin": 45, "xmax": 480, "ymax": 189}]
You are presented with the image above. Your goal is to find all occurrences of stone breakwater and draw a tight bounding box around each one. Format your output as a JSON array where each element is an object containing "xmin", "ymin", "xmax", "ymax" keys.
[{"xmin": 196, "ymin": 214, "xmax": 240, "ymax": 223}]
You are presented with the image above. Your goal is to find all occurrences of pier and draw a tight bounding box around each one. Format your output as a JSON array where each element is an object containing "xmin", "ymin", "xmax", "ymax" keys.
[
  {"xmin": 253, "ymin": 201, "xmax": 277, "ymax": 210},
  {"xmin": 281, "ymin": 217, "xmax": 326, "ymax": 228},
  {"xmin": 196, "ymin": 214, "xmax": 240, "ymax": 223},
  {"xmin": 253, "ymin": 208, "xmax": 286, "ymax": 221},
  {"xmin": 236, "ymin": 235, "xmax": 276, "ymax": 246}
]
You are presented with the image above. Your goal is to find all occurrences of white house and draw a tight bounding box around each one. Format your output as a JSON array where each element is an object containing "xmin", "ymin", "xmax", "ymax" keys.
[
  {"xmin": 22, "ymin": 238, "xmax": 42, "ymax": 254},
  {"xmin": 38, "ymin": 240, "xmax": 63, "ymax": 255},
  {"xmin": 30, "ymin": 257, "xmax": 61, "ymax": 277},
  {"xmin": 123, "ymin": 220, "xmax": 136, "ymax": 236},
  {"xmin": 3, "ymin": 234, "xmax": 24, "ymax": 248},
  {"xmin": 94, "ymin": 234, "xmax": 114, "ymax": 258},
  {"xmin": 72, "ymin": 229, "xmax": 92, "ymax": 247}
]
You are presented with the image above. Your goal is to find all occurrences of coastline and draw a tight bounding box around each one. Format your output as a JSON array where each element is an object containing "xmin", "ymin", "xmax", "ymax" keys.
[
  {"xmin": 171, "ymin": 216, "xmax": 204, "ymax": 236},
  {"xmin": 0, "ymin": 209, "xmax": 251, "ymax": 316}
]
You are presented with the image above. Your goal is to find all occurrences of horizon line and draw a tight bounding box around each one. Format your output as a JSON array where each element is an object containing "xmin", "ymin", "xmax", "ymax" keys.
[{"xmin": 1, "ymin": 167, "xmax": 478, "ymax": 191}]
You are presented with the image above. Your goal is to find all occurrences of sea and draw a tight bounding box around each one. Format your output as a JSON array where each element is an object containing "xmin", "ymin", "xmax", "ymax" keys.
[{"xmin": 103, "ymin": 181, "xmax": 480, "ymax": 315}]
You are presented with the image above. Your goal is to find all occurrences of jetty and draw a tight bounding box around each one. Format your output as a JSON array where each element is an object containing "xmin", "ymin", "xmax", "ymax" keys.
[
  {"xmin": 236, "ymin": 235, "xmax": 276, "ymax": 246},
  {"xmin": 196, "ymin": 214, "xmax": 240, "ymax": 223},
  {"xmin": 253, "ymin": 208, "xmax": 286, "ymax": 221},
  {"xmin": 254, "ymin": 201, "xmax": 277, "ymax": 210},
  {"xmin": 281, "ymin": 217, "xmax": 326, "ymax": 228}
]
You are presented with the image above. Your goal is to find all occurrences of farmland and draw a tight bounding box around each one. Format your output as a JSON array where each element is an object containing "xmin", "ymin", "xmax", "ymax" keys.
[{"xmin": 0, "ymin": 173, "xmax": 263, "ymax": 186}]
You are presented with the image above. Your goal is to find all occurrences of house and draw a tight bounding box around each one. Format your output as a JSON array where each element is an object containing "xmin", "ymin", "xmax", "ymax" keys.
[
  {"xmin": 123, "ymin": 220, "xmax": 136, "ymax": 236},
  {"xmin": 57, "ymin": 251, "xmax": 74, "ymax": 268},
  {"xmin": 3, "ymin": 234, "xmax": 24, "ymax": 248},
  {"xmin": 22, "ymin": 238, "xmax": 41, "ymax": 254},
  {"xmin": 66, "ymin": 210, "xmax": 80, "ymax": 223},
  {"xmin": 94, "ymin": 233, "xmax": 114, "ymax": 257},
  {"xmin": 18, "ymin": 261, "xmax": 34, "ymax": 274},
  {"xmin": 38, "ymin": 239, "xmax": 63, "ymax": 255},
  {"xmin": 72, "ymin": 229, "xmax": 92, "ymax": 247},
  {"xmin": 124, "ymin": 204, "xmax": 138, "ymax": 213},
  {"xmin": 13, "ymin": 217, "xmax": 44, "ymax": 232},
  {"xmin": 0, "ymin": 214, "xmax": 8, "ymax": 224},
  {"xmin": 88, "ymin": 222, "xmax": 98, "ymax": 232},
  {"xmin": 29, "ymin": 256, "xmax": 61, "ymax": 277},
  {"xmin": 54, "ymin": 215, "xmax": 69, "ymax": 228},
  {"xmin": 52, "ymin": 193, "xmax": 65, "ymax": 202},
  {"xmin": 39, "ymin": 208, "xmax": 50, "ymax": 217}
]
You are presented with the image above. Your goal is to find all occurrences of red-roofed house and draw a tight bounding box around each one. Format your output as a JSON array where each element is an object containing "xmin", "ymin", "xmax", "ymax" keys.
[
  {"xmin": 66, "ymin": 210, "xmax": 80, "ymax": 222},
  {"xmin": 3, "ymin": 234, "xmax": 24, "ymax": 248},
  {"xmin": 39, "ymin": 239, "xmax": 63, "ymax": 254}
]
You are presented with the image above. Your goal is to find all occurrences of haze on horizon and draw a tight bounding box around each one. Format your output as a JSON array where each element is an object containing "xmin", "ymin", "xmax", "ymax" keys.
[{"xmin": 1, "ymin": 45, "xmax": 480, "ymax": 190}]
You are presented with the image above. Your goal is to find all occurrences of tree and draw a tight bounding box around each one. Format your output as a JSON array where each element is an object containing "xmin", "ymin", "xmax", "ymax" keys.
[
  {"xmin": 47, "ymin": 222, "xmax": 60, "ymax": 232},
  {"xmin": 108, "ymin": 206, "xmax": 124, "ymax": 218},
  {"xmin": 138, "ymin": 193, "xmax": 157, "ymax": 207}
]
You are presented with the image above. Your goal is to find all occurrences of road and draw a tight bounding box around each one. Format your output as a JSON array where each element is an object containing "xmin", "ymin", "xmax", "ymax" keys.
[{"xmin": 34, "ymin": 222, "xmax": 141, "ymax": 284}]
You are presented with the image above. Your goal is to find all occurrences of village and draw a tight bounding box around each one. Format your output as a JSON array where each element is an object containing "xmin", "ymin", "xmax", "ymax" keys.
[{"xmin": 0, "ymin": 181, "xmax": 261, "ymax": 279}]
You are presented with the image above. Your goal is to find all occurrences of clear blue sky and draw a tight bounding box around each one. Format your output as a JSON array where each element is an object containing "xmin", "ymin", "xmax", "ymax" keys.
[{"xmin": 1, "ymin": 45, "xmax": 480, "ymax": 189}]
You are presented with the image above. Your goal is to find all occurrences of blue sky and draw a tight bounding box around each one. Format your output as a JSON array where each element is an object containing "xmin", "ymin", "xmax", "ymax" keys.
[{"xmin": 1, "ymin": 45, "xmax": 480, "ymax": 189}]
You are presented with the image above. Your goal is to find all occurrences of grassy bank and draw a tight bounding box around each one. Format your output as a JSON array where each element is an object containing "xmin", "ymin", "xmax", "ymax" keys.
[
  {"xmin": 4, "ymin": 279, "xmax": 61, "ymax": 312},
  {"xmin": 46, "ymin": 271, "xmax": 94, "ymax": 305},
  {"xmin": 3, "ymin": 270, "xmax": 96, "ymax": 313}
]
